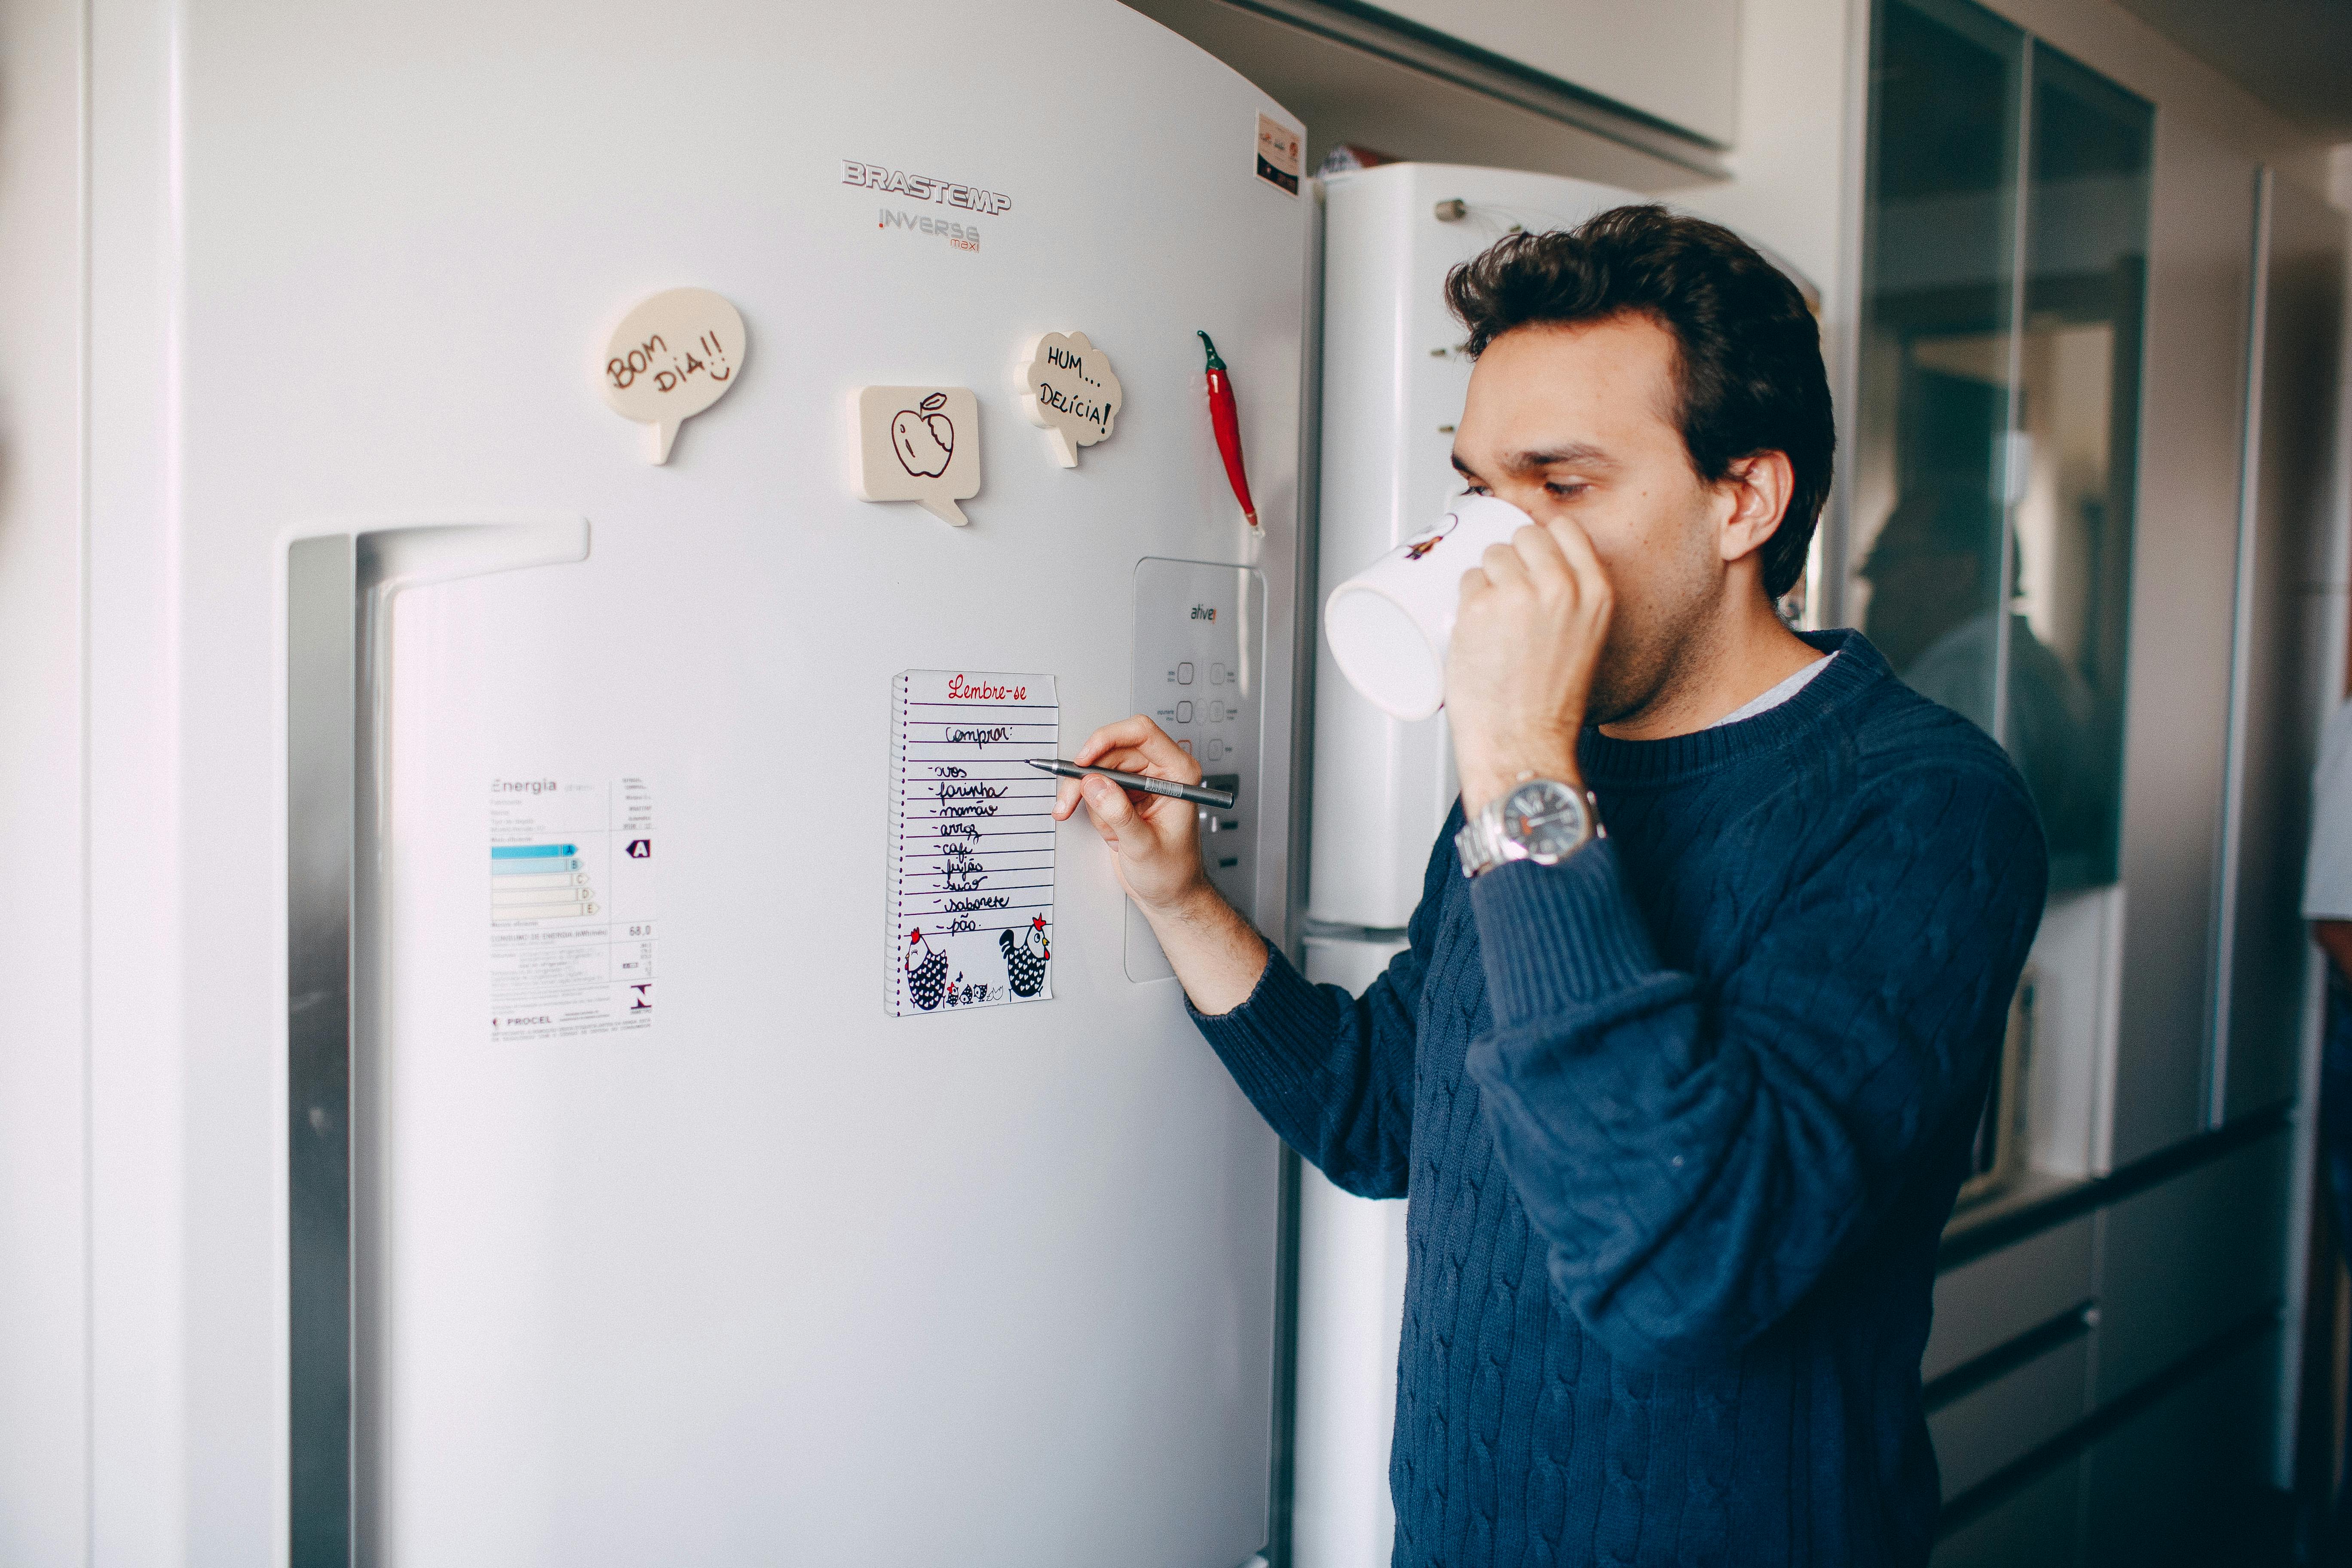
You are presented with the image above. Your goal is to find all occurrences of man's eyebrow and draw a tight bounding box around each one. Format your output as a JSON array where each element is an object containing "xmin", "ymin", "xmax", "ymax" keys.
[
  {"xmin": 1504, "ymin": 443, "xmax": 1616, "ymax": 472},
  {"xmin": 1451, "ymin": 444, "xmax": 1617, "ymax": 478}
]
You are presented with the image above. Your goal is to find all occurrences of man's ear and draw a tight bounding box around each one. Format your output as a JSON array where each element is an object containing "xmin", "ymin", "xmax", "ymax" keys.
[{"xmin": 1718, "ymin": 452, "xmax": 1794, "ymax": 566}]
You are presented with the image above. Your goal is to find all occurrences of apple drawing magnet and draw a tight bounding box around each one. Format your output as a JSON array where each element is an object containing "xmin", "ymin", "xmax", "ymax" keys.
[
  {"xmin": 1014, "ymin": 331, "xmax": 1123, "ymax": 468},
  {"xmin": 853, "ymin": 386, "xmax": 982, "ymax": 526}
]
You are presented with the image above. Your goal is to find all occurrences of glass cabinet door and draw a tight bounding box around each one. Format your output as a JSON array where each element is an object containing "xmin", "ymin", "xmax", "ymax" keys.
[
  {"xmin": 2012, "ymin": 47, "xmax": 2150, "ymax": 887},
  {"xmin": 1853, "ymin": 0, "xmax": 2150, "ymax": 888},
  {"xmin": 1854, "ymin": 0, "xmax": 2024, "ymax": 759}
]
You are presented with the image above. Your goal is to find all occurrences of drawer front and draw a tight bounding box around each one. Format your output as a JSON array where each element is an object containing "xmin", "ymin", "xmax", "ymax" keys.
[
  {"xmin": 1927, "ymin": 1215, "xmax": 2095, "ymax": 1382},
  {"xmin": 1927, "ymin": 1332, "xmax": 2092, "ymax": 1501},
  {"xmin": 2093, "ymin": 1131, "xmax": 2289, "ymax": 1401},
  {"xmin": 1930, "ymin": 1457, "xmax": 2081, "ymax": 1568}
]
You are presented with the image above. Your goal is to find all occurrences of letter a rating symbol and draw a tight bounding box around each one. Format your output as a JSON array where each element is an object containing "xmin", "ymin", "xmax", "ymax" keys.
[{"xmin": 627, "ymin": 839, "xmax": 651, "ymax": 858}]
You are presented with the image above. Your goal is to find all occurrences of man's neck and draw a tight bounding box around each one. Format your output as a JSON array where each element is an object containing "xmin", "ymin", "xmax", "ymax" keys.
[{"xmin": 1599, "ymin": 598, "xmax": 1825, "ymax": 742}]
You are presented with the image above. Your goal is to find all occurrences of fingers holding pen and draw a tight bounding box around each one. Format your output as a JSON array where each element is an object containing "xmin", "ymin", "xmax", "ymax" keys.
[
  {"xmin": 1064, "ymin": 715, "xmax": 1201, "ymax": 782},
  {"xmin": 1072, "ymin": 715, "xmax": 1193, "ymax": 774},
  {"xmin": 1080, "ymin": 772, "xmax": 1138, "ymax": 833},
  {"xmin": 1053, "ymin": 714, "xmax": 1215, "ymax": 915},
  {"xmin": 1069, "ymin": 716, "xmax": 1155, "ymax": 767},
  {"xmin": 1059, "ymin": 717, "xmax": 1154, "ymax": 818}
]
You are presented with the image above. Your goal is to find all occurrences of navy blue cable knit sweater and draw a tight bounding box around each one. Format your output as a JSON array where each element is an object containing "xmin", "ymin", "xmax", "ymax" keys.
[{"xmin": 1194, "ymin": 630, "xmax": 2047, "ymax": 1566}]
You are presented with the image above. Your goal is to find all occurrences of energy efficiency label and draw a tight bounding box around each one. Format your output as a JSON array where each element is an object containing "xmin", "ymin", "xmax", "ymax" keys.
[{"xmin": 489, "ymin": 775, "xmax": 655, "ymax": 1041}]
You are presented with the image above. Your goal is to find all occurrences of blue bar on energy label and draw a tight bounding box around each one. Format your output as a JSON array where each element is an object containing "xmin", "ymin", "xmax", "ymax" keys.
[{"xmin": 491, "ymin": 844, "xmax": 577, "ymax": 859}]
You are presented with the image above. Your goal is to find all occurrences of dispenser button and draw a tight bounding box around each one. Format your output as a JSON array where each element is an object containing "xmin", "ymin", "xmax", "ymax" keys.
[
  {"xmin": 1178, "ymin": 662, "xmax": 1194, "ymax": 684},
  {"xmin": 1177, "ymin": 701, "xmax": 1194, "ymax": 723}
]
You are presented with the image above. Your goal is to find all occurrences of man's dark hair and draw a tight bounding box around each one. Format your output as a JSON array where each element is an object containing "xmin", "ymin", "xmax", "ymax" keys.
[{"xmin": 1443, "ymin": 205, "xmax": 1834, "ymax": 600}]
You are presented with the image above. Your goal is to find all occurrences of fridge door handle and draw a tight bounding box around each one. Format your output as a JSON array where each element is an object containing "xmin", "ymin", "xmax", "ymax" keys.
[{"xmin": 286, "ymin": 517, "xmax": 587, "ymax": 1568}]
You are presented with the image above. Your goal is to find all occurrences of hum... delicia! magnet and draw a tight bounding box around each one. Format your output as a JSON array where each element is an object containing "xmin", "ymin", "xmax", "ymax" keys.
[{"xmin": 1014, "ymin": 331, "xmax": 1123, "ymax": 468}]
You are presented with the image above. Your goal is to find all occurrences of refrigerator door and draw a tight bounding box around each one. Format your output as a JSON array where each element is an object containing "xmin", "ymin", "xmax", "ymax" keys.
[
  {"xmin": 1308, "ymin": 164, "xmax": 1640, "ymax": 930},
  {"xmin": 1293, "ymin": 162, "xmax": 1647, "ymax": 1565},
  {"xmin": 177, "ymin": 0, "xmax": 1305, "ymax": 1560},
  {"xmin": 1292, "ymin": 934, "xmax": 1412, "ymax": 1568}
]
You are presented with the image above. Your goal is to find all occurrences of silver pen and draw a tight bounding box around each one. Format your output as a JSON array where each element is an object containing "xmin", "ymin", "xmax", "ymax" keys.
[{"xmin": 1026, "ymin": 757, "xmax": 1237, "ymax": 810}]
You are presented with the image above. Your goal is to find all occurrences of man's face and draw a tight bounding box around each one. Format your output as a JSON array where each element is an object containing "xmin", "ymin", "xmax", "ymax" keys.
[{"xmin": 1450, "ymin": 314, "xmax": 1732, "ymax": 726}]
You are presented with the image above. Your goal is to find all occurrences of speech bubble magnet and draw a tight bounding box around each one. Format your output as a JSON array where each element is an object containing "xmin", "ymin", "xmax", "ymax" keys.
[
  {"xmin": 601, "ymin": 288, "xmax": 746, "ymax": 463},
  {"xmin": 853, "ymin": 386, "xmax": 982, "ymax": 526},
  {"xmin": 1014, "ymin": 330, "xmax": 1124, "ymax": 468}
]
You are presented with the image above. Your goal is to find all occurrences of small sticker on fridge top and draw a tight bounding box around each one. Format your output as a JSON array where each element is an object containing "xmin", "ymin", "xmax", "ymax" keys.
[
  {"xmin": 1255, "ymin": 113, "xmax": 1302, "ymax": 196},
  {"xmin": 889, "ymin": 670, "xmax": 1057, "ymax": 1017},
  {"xmin": 489, "ymin": 776, "xmax": 655, "ymax": 1041}
]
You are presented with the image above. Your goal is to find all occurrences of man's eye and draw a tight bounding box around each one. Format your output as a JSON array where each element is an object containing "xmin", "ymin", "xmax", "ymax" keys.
[
  {"xmin": 1461, "ymin": 483, "xmax": 1491, "ymax": 496},
  {"xmin": 1546, "ymin": 482, "xmax": 1588, "ymax": 499}
]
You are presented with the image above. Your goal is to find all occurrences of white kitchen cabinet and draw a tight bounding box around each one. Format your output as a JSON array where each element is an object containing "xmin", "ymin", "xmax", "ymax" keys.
[{"xmin": 1366, "ymin": 0, "xmax": 1741, "ymax": 146}]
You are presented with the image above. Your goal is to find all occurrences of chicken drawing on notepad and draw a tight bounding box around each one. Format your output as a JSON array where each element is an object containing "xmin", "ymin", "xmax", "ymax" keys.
[
  {"xmin": 1000, "ymin": 916, "xmax": 1050, "ymax": 998},
  {"xmin": 905, "ymin": 928, "xmax": 948, "ymax": 1011}
]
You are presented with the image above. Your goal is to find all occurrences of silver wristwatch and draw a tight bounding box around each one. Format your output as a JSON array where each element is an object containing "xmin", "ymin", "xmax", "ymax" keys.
[{"xmin": 1455, "ymin": 776, "xmax": 1604, "ymax": 878}]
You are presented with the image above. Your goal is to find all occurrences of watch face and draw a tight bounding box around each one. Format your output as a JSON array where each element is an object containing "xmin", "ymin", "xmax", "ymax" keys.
[{"xmin": 1504, "ymin": 779, "xmax": 1588, "ymax": 860}]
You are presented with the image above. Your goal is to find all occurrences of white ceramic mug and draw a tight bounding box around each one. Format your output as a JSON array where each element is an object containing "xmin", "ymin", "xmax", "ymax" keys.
[{"xmin": 1323, "ymin": 494, "xmax": 1536, "ymax": 720}]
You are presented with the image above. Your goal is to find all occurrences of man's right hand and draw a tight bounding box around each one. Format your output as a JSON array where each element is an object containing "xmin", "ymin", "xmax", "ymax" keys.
[
  {"xmin": 1050, "ymin": 715, "xmax": 1213, "ymax": 913},
  {"xmin": 1051, "ymin": 714, "xmax": 1269, "ymax": 1014}
]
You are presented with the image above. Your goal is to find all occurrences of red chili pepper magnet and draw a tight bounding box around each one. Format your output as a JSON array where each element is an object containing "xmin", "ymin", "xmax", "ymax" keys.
[{"xmin": 1198, "ymin": 330, "xmax": 1260, "ymax": 532}]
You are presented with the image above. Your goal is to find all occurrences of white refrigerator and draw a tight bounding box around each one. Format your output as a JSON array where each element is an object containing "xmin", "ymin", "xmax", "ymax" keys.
[
  {"xmin": 1290, "ymin": 162, "xmax": 1644, "ymax": 1568},
  {"xmin": 47, "ymin": 0, "xmax": 1314, "ymax": 1562}
]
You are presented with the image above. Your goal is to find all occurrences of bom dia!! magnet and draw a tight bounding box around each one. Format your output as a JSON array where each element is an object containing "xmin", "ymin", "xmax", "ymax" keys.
[
  {"xmin": 601, "ymin": 288, "xmax": 746, "ymax": 463},
  {"xmin": 854, "ymin": 386, "xmax": 982, "ymax": 527},
  {"xmin": 1014, "ymin": 331, "xmax": 1123, "ymax": 468}
]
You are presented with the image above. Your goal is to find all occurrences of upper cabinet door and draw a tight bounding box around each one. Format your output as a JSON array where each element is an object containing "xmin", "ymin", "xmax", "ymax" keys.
[{"xmin": 1366, "ymin": 0, "xmax": 1741, "ymax": 147}]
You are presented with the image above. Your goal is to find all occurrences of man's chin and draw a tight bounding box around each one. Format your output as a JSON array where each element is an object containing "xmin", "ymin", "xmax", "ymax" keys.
[
  {"xmin": 1584, "ymin": 680, "xmax": 1653, "ymax": 730},
  {"xmin": 1586, "ymin": 652, "xmax": 1683, "ymax": 732}
]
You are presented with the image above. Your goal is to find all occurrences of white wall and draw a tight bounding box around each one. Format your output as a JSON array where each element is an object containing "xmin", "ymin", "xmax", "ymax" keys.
[{"xmin": 1672, "ymin": 0, "xmax": 1859, "ymax": 309}]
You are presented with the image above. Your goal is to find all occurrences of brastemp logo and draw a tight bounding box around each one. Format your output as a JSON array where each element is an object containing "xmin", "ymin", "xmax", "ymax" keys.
[{"xmin": 842, "ymin": 160, "xmax": 1013, "ymax": 216}]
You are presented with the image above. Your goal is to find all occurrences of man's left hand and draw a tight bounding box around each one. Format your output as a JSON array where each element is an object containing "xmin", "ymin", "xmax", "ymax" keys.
[{"xmin": 1448, "ymin": 515, "xmax": 1613, "ymax": 815}]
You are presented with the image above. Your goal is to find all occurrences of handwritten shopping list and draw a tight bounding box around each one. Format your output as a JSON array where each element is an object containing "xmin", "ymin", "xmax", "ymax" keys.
[{"xmin": 890, "ymin": 670, "xmax": 1057, "ymax": 1017}]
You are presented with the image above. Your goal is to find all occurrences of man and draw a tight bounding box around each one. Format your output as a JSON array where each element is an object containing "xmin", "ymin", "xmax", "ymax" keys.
[{"xmin": 1055, "ymin": 207, "xmax": 2047, "ymax": 1565}]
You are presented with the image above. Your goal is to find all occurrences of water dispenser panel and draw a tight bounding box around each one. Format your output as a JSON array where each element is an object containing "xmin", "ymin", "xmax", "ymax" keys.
[{"xmin": 1127, "ymin": 557, "xmax": 1265, "ymax": 982}]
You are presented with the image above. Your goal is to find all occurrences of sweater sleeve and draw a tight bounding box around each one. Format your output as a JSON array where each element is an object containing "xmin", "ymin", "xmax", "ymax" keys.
[
  {"xmin": 1187, "ymin": 823, "xmax": 1457, "ymax": 1200},
  {"xmin": 1463, "ymin": 762, "xmax": 2046, "ymax": 1367}
]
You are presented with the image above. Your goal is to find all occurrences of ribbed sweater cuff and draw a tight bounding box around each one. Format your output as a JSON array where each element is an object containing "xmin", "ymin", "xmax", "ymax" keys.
[
  {"xmin": 1469, "ymin": 840, "xmax": 1664, "ymax": 1028},
  {"xmin": 1185, "ymin": 940, "xmax": 1343, "ymax": 1097}
]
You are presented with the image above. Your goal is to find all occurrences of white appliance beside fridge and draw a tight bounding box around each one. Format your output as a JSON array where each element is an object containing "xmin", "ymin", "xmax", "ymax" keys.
[
  {"xmin": 1291, "ymin": 162, "xmax": 1643, "ymax": 1568},
  {"xmin": 54, "ymin": 0, "xmax": 1315, "ymax": 1562}
]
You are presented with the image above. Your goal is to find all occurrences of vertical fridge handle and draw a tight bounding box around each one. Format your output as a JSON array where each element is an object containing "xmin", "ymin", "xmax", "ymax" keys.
[{"xmin": 286, "ymin": 518, "xmax": 587, "ymax": 1568}]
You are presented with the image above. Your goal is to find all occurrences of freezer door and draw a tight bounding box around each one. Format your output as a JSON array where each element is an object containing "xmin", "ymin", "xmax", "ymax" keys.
[
  {"xmin": 1309, "ymin": 164, "xmax": 1639, "ymax": 929},
  {"xmin": 224, "ymin": 3, "xmax": 1308, "ymax": 1563},
  {"xmin": 1291, "ymin": 935, "xmax": 1412, "ymax": 1568}
]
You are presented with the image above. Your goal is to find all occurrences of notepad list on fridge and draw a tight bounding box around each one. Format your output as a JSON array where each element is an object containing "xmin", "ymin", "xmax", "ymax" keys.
[{"xmin": 889, "ymin": 669, "xmax": 1057, "ymax": 1017}]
